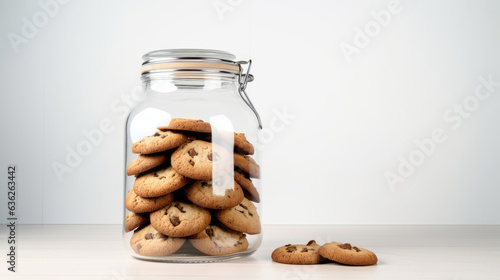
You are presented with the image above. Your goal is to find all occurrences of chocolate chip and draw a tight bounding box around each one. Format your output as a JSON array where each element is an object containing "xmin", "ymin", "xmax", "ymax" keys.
[
  {"xmin": 174, "ymin": 203, "xmax": 186, "ymax": 213},
  {"xmin": 189, "ymin": 159, "xmax": 195, "ymax": 166},
  {"xmin": 301, "ymin": 248, "xmax": 308, "ymax": 252},
  {"xmin": 285, "ymin": 244, "xmax": 292, "ymax": 247},
  {"xmin": 206, "ymin": 228, "xmax": 214, "ymax": 237},
  {"xmin": 239, "ymin": 204, "xmax": 248, "ymax": 210},
  {"xmin": 201, "ymin": 182, "xmax": 213, "ymax": 188},
  {"xmin": 188, "ymin": 148, "xmax": 198, "ymax": 157},
  {"xmin": 170, "ymin": 216, "xmax": 180, "ymax": 226},
  {"xmin": 286, "ymin": 246, "xmax": 297, "ymax": 253},
  {"xmin": 136, "ymin": 244, "xmax": 142, "ymax": 252},
  {"xmin": 207, "ymin": 153, "xmax": 213, "ymax": 161},
  {"xmin": 156, "ymin": 233, "xmax": 168, "ymax": 240},
  {"xmin": 307, "ymin": 240, "xmax": 316, "ymax": 246},
  {"xmin": 353, "ymin": 246, "xmax": 361, "ymax": 252},
  {"xmin": 238, "ymin": 203, "xmax": 254, "ymax": 216},
  {"xmin": 153, "ymin": 173, "xmax": 159, "ymax": 177},
  {"xmin": 159, "ymin": 176, "xmax": 166, "ymax": 180},
  {"xmin": 145, "ymin": 233, "xmax": 154, "ymax": 240},
  {"xmin": 338, "ymin": 243, "xmax": 352, "ymax": 250},
  {"xmin": 234, "ymin": 241, "xmax": 243, "ymax": 247},
  {"xmin": 196, "ymin": 120, "xmax": 204, "ymax": 122},
  {"xmin": 153, "ymin": 132, "xmax": 160, "ymax": 137}
]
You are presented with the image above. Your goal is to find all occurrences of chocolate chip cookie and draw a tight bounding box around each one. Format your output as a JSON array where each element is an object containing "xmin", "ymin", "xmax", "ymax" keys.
[
  {"xmin": 189, "ymin": 224, "xmax": 248, "ymax": 256},
  {"xmin": 234, "ymin": 154, "xmax": 260, "ymax": 178},
  {"xmin": 318, "ymin": 242, "xmax": 378, "ymax": 266},
  {"xmin": 216, "ymin": 197, "xmax": 261, "ymax": 234},
  {"xmin": 132, "ymin": 130, "xmax": 187, "ymax": 154},
  {"xmin": 126, "ymin": 153, "xmax": 169, "ymax": 176},
  {"xmin": 198, "ymin": 132, "xmax": 254, "ymax": 155},
  {"xmin": 157, "ymin": 118, "xmax": 211, "ymax": 133},
  {"xmin": 272, "ymin": 240, "xmax": 323, "ymax": 265},
  {"xmin": 184, "ymin": 179, "xmax": 244, "ymax": 209},
  {"xmin": 125, "ymin": 188, "xmax": 174, "ymax": 213},
  {"xmin": 234, "ymin": 133, "xmax": 254, "ymax": 155},
  {"xmin": 171, "ymin": 140, "xmax": 232, "ymax": 181},
  {"xmin": 150, "ymin": 201, "xmax": 211, "ymax": 237},
  {"xmin": 133, "ymin": 165, "xmax": 190, "ymax": 198},
  {"xmin": 125, "ymin": 213, "xmax": 149, "ymax": 232},
  {"xmin": 130, "ymin": 224, "xmax": 186, "ymax": 257},
  {"xmin": 233, "ymin": 171, "xmax": 260, "ymax": 203}
]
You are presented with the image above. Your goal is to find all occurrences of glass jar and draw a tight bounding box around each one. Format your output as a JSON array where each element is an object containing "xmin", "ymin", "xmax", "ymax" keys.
[{"xmin": 123, "ymin": 49, "xmax": 262, "ymax": 262}]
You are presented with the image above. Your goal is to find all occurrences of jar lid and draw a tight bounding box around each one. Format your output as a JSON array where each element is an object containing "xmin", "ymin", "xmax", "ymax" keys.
[
  {"xmin": 140, "ymin": 49, "xmax": 261, "ymax": 129},
  {"xmin": 140, "ymin": 49, "xmax": 239, "ymax": 74}
]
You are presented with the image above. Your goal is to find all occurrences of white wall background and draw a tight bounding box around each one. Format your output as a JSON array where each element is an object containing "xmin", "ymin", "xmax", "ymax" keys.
[{"xmin": 1, "ymin": 0, "xmax": 499, "ymax": 225}]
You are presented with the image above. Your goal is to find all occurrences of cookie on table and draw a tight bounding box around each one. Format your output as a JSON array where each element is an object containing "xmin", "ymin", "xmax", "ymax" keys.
[
  {"xmin": 234, "ymin": 154, "xmax": 260, "ymax": 179},
  {"xmin": 130, "ymin": 224, "xmax": 185, "ymax": 257},
  {"xmin": 171, "ymin": 140, "xmax": 232, "ymax": 181},
  {"xmin": 157, "ymin": 118, "xmax": 211, "ymax": 133},
  {"xmin": 189, "ymin": 224, "xmax": 248, "ymax": 256},
  {"xmin": 125, "ymin": 189, "xmax": 174, "ymax": 213},
  {"xmin": 234, "ymin": 171, "xmax": 260, "ymax": 203},
  {"xmin": 125, "ymin": 213, "xmax": 149, "ymax": 232},
  {"xmin": 133, "ymin": 165, "xmax": 190, "ymax": 198},
  {"xmin": 216, "ymin": 197, "xmax": 261, "ymax": 234},
  {"xmin": 272, "ymin": 240, "xmax": 323, "ymax": 265},
  {"xmin": 184, "ymin": 180, "xmax": 244, "ymax": 209},
  {"xmin": 318, "ymin": 242, "xmax": 378, "ymax": 266},
  {"xmin": 132, "ymin": 130, "xmax": 187, "ymax": 154},
  {"xmin": 150, "ymin": 201, "xmax": 211, "ymax": 237},
  {"xmin": 234, "ymin": 133, "xmax": 254, "ymax": 155}
]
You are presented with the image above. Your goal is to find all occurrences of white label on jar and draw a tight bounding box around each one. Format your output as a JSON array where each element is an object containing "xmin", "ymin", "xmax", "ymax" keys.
[{"xmin": 210, "ymin": 115, "xmax": 235, "ymax": 196}]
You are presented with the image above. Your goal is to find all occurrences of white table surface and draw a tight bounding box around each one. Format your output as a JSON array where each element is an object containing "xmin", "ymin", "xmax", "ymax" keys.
[{"xmin": 1, "ymin": 225, "xmax": 499, "ymax": 279}]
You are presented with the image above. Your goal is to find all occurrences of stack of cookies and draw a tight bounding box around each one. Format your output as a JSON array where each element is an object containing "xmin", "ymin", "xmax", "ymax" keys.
[{"xmin": 124, "ymin": 118, "xmax": 261, "ymax": 257}]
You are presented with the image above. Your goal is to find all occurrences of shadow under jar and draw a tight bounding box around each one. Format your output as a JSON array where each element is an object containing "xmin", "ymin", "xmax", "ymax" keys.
[{"xmin": 122, "ymin": 49, "xmax": 262, "ymax": 262}]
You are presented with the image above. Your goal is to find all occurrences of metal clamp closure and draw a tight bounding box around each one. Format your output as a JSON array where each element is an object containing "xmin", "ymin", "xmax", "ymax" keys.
[{"xmin": 237, "ymin": 60, "xmax": 262, "ymax": 129}]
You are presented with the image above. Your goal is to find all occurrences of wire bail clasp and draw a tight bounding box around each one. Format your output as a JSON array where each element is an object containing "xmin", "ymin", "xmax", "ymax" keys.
[{"xmin": 237, "ymin": 60, "xmax": 262, "ymax": 129}]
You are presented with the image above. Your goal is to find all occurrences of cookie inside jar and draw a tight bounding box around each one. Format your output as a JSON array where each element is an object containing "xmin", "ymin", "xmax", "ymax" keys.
[{"xmin": 124, "ymin": 118, "xmax": 262, "ymax": 261}]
